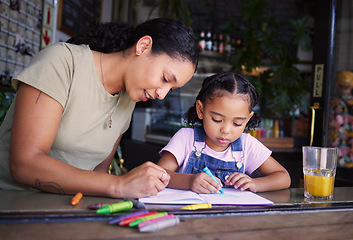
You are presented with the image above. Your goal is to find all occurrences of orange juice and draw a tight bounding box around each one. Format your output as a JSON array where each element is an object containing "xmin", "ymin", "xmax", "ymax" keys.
[{"xmin": 304, "ymin": 169, "xmax": 335, "ymax": 199}]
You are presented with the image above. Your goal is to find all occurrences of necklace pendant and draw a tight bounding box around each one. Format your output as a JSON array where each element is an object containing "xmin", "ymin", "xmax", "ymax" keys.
[
  {"xmin": 236, "ymin": 162, "xmax": 242, "ymax": 169},
  {"xmin": 195, "ymin": 151, "xmax": 201, "ymax": 158},
  {"xmin": 108, "ymin": 118, "xmax": 112, "ymax": 128}
]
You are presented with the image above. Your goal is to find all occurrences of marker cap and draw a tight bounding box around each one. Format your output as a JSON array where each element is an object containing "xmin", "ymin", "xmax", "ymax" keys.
[{"xmin": 96, "ymin": 201, "xmax": 133, "ymax": 214}]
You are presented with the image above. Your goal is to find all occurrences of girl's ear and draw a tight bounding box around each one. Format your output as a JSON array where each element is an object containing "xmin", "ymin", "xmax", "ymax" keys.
[
  {"xmin": 135, "ymin": 35, "xmax": 153, "ymax": 55},
  {"xmin": 248, "ymin": 111, "xmax": 254, "ymax": 120},
  {"xmin": 243, "ymin": 111, "xmax": 254, "ymax": 126},
  {"xmin": 196, "ymin": 100, "xmax": 204, "ymax": 119}
]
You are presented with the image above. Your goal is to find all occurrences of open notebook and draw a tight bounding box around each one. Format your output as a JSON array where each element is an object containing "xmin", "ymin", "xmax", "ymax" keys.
[{"xmin": 139, "ymin": 188, "xmax": 273, "ymax": 205}]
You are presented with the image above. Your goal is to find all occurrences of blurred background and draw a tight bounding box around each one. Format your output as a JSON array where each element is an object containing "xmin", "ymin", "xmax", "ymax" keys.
[{"xmin": 0, "ymin": 0, "xmax": 352, "ymax": 187}]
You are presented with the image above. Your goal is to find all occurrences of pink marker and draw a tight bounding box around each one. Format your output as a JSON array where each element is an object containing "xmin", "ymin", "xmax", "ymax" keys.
[{"xmin": 138, "ymin": 214, "xmax": 175, "ymax": 229}]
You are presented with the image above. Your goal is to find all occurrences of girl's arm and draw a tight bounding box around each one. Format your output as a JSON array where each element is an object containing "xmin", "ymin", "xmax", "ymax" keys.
[
  {"xmin": 9, "ymin": 83, "xmax": 169, "ymax": 198},
  {"xmin": 157, "ymin": 151, "xmax": 222, "ymax": 193},
  {"xmin": 225, "ymin": 156, "xmax": 291, "ymax": 192}
]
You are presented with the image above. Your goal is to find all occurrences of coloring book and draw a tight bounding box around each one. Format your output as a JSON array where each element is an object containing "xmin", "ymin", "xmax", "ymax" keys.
[{"xmin": 139, "ymin": 188, "xmax": 273, "ymax": 205}]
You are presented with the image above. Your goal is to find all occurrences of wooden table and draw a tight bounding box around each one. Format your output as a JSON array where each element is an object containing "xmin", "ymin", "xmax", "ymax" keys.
[{"xmin": 1, "ymin": 188, "xmax": 353, "ymax": 240}]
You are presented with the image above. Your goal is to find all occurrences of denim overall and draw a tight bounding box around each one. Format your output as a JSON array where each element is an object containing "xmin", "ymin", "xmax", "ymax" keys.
[{"xmin": 183, "ymin": 127, "xmax": 244, "ymax": 187}]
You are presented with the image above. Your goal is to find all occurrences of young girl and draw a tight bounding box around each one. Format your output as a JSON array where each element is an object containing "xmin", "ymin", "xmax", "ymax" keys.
[{"xmin": 157, "ymin": 72, "xmax": 291, "ymax": 193}]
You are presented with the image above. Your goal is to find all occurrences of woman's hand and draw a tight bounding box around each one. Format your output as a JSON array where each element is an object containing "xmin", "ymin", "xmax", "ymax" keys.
[
  {"xmin": 116, "ymin": 161, "xmax": 170, "ymax": 198},
  {"xmin": 189, "ymin": 172, "xmax": 222, "ymax": 194},
  {"xmin": 224, "ymin": 172, "xmax": 257, "ymax": 192}
]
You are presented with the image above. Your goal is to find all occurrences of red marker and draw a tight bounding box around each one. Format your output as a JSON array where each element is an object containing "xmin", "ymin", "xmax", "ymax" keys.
[
  {"xmin": 71, "ymin": 192, "xmax": 83, "ymax": 206},
  {"xmin": 119, "ymin": 211, "xmax": 158, "ymax": 226}
]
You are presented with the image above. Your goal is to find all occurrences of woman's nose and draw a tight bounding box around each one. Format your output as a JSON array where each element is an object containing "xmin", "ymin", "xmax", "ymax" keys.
[{"xmin": 156, "ymin": 87, "xmax": 169, "ymax": 100}]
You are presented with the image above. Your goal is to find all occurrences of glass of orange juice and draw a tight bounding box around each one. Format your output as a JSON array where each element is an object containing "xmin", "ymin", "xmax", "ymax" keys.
[{"xmin": 302, "ymin": 146, "xmax": 338, "ymax": 199}]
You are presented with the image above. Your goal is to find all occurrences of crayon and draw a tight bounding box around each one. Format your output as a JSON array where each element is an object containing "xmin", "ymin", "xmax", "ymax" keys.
[
  {"xmin": 109, "ymin": 210, "xmax": 149, "ymax": 225},
  {"xmin": 71, "ymin": 192, "xmax": 83, "ymax": 206},
  {"xmin": 129, "ymin": 212, "xmax": 168, "ymax": 227},
  {"xmin": 138, "ymin": 214, "xmax": 174, "ymax": 229},
  {"xmin": 119, "ymin": 211, "xmax": 158, "ymax": 226},
  {"xmin": 181, "ymin": 203, "xmax": 212, "ymax": 210},
  {"xmin": 203, "ymin": 166, "xmax": 224, "ymax": 194},
  {"xmin": 124, "ymin": 197, "xmax": 147, "ymax": 209},
  {"xmin": 139, "ymin": 217, "xmax": 180, "ymax": 232},
  {"xmin": 96, "ymin": 201, "xmax": 133, "ymax": 214},
  {"xmin": 87, "ymin": 203, "xmax": 110, "ymax": 210}
]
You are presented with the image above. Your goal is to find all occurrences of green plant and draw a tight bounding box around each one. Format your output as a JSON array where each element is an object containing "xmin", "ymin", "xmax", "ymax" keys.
[
  {"xmin": 0, "ymin": 91, "xmax": 14, "ymax": 125},
  {"xmin": 148, "ymin": 0, "xmax": 193, "ymax": 26},
  {"xmin": 229, "ymin": 0, "xmax": 312, "ymax": 119}
]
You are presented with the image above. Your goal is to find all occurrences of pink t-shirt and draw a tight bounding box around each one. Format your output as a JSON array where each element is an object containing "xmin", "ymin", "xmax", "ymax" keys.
[{"xmin": 160, "ymin": 128, "xmax": 272, "ymax": 174}]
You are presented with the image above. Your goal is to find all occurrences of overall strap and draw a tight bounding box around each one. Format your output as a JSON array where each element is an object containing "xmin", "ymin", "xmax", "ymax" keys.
[
  {"xmin": 231, "ymin": 137, "xmax": 243, "ymax": 151},
  {"xmin": 194, "ymin": 126, "xmax": 205, "ymax": 142}
]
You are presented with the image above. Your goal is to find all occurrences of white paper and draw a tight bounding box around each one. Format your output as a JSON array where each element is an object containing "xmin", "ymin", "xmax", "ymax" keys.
[{"xmin": 139, "ymin": 188, "xmax": 273, "ymax": 205}]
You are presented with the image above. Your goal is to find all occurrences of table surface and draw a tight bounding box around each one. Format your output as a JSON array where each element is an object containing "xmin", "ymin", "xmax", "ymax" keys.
[{"xmin": 1, "ymin": 187, "xmax": 353, "ymax": 240}]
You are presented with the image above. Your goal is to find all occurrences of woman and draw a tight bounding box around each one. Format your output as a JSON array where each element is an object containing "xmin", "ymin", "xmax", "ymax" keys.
[{"xmin": 0, "ymin": 18, "xmax": 198, "ymax": 198}]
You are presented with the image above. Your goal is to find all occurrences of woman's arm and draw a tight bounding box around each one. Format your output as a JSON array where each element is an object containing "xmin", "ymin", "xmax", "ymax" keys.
[
  {"xmin": 157, "ymin": 151, "xmax": 222, "ymax": 193},
  {"xmin": 9, "ymin": 83, "xmax": 169, "ymax": 198},
  {"xmin": 225, "ymin": 156, "xmax": 291, "ymax": 192}
]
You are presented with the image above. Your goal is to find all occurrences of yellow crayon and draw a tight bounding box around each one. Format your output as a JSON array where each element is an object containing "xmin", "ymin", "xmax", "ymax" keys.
[{"xmin": 181, "ymin": 203, "xmax": 212, "ymax": 210}]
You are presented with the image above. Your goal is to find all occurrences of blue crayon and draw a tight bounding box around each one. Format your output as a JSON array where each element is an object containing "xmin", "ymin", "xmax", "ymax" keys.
[
  {"xmin": 203, "ymin": 166, "xmax": 224, "ymax": 194},
  {"xmin": 109, "ymin": 209, "xmax": 149, "ymax": 225}
]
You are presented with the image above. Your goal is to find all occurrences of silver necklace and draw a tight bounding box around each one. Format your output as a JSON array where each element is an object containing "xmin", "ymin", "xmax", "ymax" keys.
[
  {"xmin": 100, "ymin": 52, "xmax": 115, "ymax": 129},
  {"xmin": 231, "ymin": 150, "xmax": 243, "ymax": 169},
  {"xmin": 194, "ymin": 139, "xmax": 243, "ymax": 169}
]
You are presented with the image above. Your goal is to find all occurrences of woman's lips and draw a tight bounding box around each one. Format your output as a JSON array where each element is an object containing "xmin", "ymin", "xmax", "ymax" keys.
[{"xmin": 142, "ymin": 90, "xmax": 151, "ymax": 101}]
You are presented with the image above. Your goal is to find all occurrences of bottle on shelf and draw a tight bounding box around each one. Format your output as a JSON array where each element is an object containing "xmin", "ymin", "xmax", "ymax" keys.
[
  {"xmin": 218, "ymin": 33, "xmax": 224, "ymax": 54},
  {"xmin": 265, "ymin": 119, "xmax": 273, "ymax": 138},
  {"xmin": 225, "ymin": 35, "xmax": 232, "ymax": 56},
  {"xmin": 205, "ymin": 31, "xmax": 212, "ymax": 51},
  {"xmin": 273, "ymin": 119, "xmax": 280, "ymax": 138},
  {"xmin": 198, "ymin": 31, "xmax": 205, "ymax": 52},
  {"xmin": 212, "ymin": 33, "xmax": 218, "ymax": 52}
]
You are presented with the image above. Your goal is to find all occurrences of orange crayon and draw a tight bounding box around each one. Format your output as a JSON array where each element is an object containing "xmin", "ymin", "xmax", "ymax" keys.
[{"xmin": 71, "ymin": 192, "xmax": 83, "ymax": 206}]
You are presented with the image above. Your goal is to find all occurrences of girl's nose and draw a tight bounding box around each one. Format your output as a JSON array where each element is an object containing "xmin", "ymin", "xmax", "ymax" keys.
[{"xmin": 221, "ymin": 123, "xmax": 231, "ymax": 135}]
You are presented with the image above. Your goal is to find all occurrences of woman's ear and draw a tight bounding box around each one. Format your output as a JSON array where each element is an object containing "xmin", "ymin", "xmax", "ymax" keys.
[
  {"xmin": 196, "ymin": 100, "xmax": 204, "ymax": 119},
  {"xmin": 136, "ymin": 35, "xmax": 153, "ymax": 55}
]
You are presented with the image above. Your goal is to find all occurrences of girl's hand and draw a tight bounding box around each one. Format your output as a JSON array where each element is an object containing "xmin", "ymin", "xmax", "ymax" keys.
[
  {"xmin": 224, "ymin": 172, "xmax": 257, "ymax": 192},
  {"xmin": 190, "ymin": 172, "xmax": 222, "ymax": 194}
]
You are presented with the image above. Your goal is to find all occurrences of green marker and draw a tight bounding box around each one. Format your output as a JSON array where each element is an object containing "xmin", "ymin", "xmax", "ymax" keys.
[
  {"xmin": 129, "ymin": 212, "xmax": 168, "ymax": 227},
  {"xmin": 96, "ymin": 201, "xmax": 133, "ymax": 214}
]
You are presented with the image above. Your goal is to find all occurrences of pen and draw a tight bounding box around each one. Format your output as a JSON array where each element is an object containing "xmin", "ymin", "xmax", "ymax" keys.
[
  {"xmin": 96, "ymin": 201, "xmax": 133, "ymax": 214},
  {"xmin": 180, "ymin": 202, "xmax": 212, "ymax": 210},
  {"xmin": 138, "ymin": 214, "xmax": 175, "ymax": 229},
  {"xmin": 124, "ymin": 197, "xmax": 147, "ymax": 209},
  {"xmin": 109, "ymin": 210, "xmax": 149, "ymax": 225},
  {"xmin": 129, "ymin": 212, "xmax": 168, "ymax": 227},
  {"xmin": 203, "ymin": 166, "xmax": 224, "ymax": 194},
  {"xmin": 71, "ymin": 192, "xmax": 83, "ymax": 206},
  {"xmin": 139, "ymin": 217, "xmax": 180, "ymax": 232},
  {"xmin": 119, "ymin": 211, "xmax": 158, "ymax": 226}
]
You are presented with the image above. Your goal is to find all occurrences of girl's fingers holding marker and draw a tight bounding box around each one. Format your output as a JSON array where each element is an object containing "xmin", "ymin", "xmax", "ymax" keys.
[{"xmin": 200, "ymin": 173, "xmax": 221, "ymax": 193}]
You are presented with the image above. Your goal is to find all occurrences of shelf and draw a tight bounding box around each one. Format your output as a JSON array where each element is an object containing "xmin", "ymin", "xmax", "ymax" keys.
[{"xmin": 257, "ymin": 137, "xmax": 294, "ymax": 149}]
